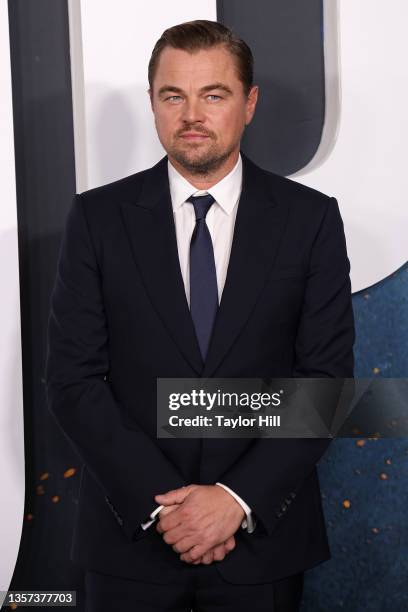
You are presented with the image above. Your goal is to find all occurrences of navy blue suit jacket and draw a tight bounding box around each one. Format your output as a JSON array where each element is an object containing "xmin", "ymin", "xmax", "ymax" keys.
[{"xmin": 45, "ymin": 152, "xmax": 355, "ymax": 584}]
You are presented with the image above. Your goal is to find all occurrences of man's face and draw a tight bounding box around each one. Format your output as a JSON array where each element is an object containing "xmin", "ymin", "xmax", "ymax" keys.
[{"xmin": 149, "ymin": 45, "xmax": 258, "ymax": 175}]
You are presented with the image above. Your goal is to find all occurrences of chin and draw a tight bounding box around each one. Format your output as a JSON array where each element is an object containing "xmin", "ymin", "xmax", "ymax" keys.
[
  {"xmin": 178, "ymin": 156, "xmax": 230, "ymax": 176},
  {"xmin": 166, "ymin": 136, "xmax": 238, "ymax": 173}
]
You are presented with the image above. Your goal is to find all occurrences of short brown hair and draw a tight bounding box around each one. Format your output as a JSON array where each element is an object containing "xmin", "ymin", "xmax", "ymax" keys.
[{"xmin": 148, "ymin": 20, "xmax": 253, "ymax": 96}]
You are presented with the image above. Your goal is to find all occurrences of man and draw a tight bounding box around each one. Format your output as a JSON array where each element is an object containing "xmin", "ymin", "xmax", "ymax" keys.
[{"xmin": 45, "ymin": 19, "xmax": 354, "ymax": 612}]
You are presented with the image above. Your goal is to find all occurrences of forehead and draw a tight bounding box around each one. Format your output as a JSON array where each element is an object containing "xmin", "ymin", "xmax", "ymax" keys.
[{"xmin": 153, "ymin": 45, "xmax": 240, "ymax": 88}]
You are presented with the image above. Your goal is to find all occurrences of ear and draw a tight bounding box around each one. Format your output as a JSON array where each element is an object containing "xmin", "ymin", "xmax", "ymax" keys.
[
  {"xmin": 148, "ymin": 88, "xmax": 154, "ymax": 111},
  {"xmin": 245, "ymin": 85, "xmax": 259, "ymax": 126}
]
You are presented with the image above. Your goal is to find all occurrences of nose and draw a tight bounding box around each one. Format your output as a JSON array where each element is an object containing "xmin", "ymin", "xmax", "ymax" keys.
[{"xmin": 181, "ymin": 96, "xmax": 205, "ymax": 125}]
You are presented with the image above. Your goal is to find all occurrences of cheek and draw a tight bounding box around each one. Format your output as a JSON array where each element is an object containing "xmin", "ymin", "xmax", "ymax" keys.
[{"xmin": 217, "ymin": 111, "xmax": 244, "ymax": 139}]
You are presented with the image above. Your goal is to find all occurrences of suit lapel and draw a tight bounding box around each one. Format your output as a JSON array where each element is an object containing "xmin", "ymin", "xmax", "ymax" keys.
[
  {"xmin": 120, "ymin": 156, "xmax": 204, "ymax": 375},
  {"xmin": 201, "ymin": 153, "xmax": 289, "ymax": 378}
]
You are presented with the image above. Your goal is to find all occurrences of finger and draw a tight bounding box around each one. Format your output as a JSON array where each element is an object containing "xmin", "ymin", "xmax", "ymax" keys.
[
  {"xmin": 180, "ymin": 553, "xmax": 201, "ymax": 565},
  {"xmin": 155, "ymin": 484, "xmax": 198, "ymax": 506},
  {"xmin": 212, "ymin": 544, "xmax": 226, "ymax": 562},
  {"xmin": 181, "ymin": 535, "xmax": 235, "ymax": 563},
  {"xmin": 191, "ymin": 557, "xmax": 202, "ymax": 565},
  {"xmin": 179, "ymin": 546, "xmax": 204, "ymax": 564},
  {"xmin": 158, "ymin": 504, "xmax": 179, "ymax": 518},
  {"xmin": 183, "ymin": 543, "xmax": 209, "ymax": 563},
  {"xmin": 156, "ymin": 507, "xmax": 184, "ymax": 534},
  {"xmin": 161, "ymin": 525, "xmax": 192, "ymax": 546},
  {"xmin": 200, "ymin": 550, "xmax": 215, "ymax": 565},
  {"xmin": 224, "ymin": 536, "xmax": 236, "ymax": 552},
  {"xmin": 169, "ymin": 535, "xmax": 197, "ymax": 554},
  {"xmin": 179, "ymin": 549, "xmax": 195, "ymax": 563},
  {"xmin": 181, "ymin": 548, "xmax": 216, "ymax": 564}
]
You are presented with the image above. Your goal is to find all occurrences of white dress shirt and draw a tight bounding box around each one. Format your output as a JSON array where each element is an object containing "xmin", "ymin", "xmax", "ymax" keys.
[{"xmin": 140, "ymin": 153, "xmax": 256, "ymax": 534}]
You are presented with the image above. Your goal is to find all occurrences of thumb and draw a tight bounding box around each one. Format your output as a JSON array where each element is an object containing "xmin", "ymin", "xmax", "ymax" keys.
[{"xmin": 155, "ymin": 484, "xmax": 197, "ymax": 505}]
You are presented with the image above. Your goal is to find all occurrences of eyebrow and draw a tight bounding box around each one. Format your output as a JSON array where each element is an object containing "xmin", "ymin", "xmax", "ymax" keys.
[{"xmin": 157, "ymin": 82, "xmax": 233, "ymax": 97}]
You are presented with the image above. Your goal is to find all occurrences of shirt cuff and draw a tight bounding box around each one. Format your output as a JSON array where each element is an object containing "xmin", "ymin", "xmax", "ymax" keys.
[
  {"xmin": 215, "ymin": 482, "xmax": 256, "ymax": 533},
  {"xmin": 140, "ymin": 504, "xmax": 163, "ymax": 530}
]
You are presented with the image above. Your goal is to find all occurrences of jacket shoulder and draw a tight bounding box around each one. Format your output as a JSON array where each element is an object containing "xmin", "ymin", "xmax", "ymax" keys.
[
  {"xmin": 77, "ymin": 164, "xmax": 154, "ymax": 208},
  {"xmin": 71, "ymin": 157, "xmax": 167, "ymax": 232},
  {"xmin": 244, "ymin": 154, "xmax": 335, "ymax": 213}
]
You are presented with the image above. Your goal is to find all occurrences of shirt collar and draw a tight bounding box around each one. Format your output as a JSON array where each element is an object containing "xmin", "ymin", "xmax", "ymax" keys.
[{"xmin": 168, "ymin": 153, "xmax": 242, "ymax": 215}]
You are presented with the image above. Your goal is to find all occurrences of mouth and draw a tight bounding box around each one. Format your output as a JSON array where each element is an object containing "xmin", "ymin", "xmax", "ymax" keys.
[{"xmin": 179, "ymin": 132, "xmax": 210, "ymax": 141}]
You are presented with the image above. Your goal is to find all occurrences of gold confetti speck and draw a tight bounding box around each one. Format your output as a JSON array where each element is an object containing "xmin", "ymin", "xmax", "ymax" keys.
[
  {"xmin": 385, "ymin": 458, "xmax": 392, "ymax": 465},
  {"xmin": 64, "ymin": 467, "xmax": 76, "ymax": 478},
  {"xmin": 51, "ymin": 495, "xmax": 60, "ymax": 503},
  {"xmin": 36, "ymin": 485, "xmax": 45, "ymax": 495},
  {"xmin": 380, "ymin": 472, "xmax": 388, "ymax": 480},
  {"xmin": 39, "ymin": 472, "xmax": 49, "ymax": 481},
  {"xmin": 356, "ymin": 439, "xmax": 366, "ymax": 447},
  {"xmin": 372, "ymin": 367, "xmax": 380, "ymax": 375},
  {"xmin": 26, "ymin": 513, "xmax": 34, "ymax": 521},
  {"xmin": 342, "ymin": 499, "xmax": 351, "ymax": 509},
  {"xmin": 10, "ymin": 603, "xmax": 18, "ymax": 609},
  {"xmin": 372, "ymin": 527, "xmax": 380, "ymax": 534}
]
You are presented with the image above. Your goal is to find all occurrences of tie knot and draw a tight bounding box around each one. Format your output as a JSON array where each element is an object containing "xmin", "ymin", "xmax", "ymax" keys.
[{"xmin": 187, "ymin": 193, "xmax": 215, "ymax": 220}]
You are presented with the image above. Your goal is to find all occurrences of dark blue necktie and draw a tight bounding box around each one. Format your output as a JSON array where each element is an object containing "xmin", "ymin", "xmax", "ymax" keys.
[{"xmin": 187, "ymin": 193, "xmax": 218, "ymax": 361}]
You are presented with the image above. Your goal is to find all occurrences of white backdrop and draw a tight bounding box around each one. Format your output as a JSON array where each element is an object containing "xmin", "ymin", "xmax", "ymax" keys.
[
  {"xmin": 70, "ymin": 0, "xmax": 408, "ymax": 292},
  {"xmin": 295, "ymin": 0, "xmax": 408, "ymax": 291},
  {"xmin": 0, "ymin": 0, "xmax": 25, "ymax": 595}
]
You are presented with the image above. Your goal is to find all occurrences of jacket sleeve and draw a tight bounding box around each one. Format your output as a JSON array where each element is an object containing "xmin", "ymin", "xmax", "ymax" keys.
[
  {"xmin": 217, "ymin": 197, "xmax": 355, "ymax": 537},
  {"xmin": 45, "ymin": 194, "xmax": 186, "ymax": 541}
]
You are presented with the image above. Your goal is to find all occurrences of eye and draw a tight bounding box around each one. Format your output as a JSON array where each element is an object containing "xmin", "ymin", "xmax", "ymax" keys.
[
  {"xmin": 166, "ymin": 95, "xmax": 183, "ymax": 103},
  {"xmin": 207, "ymin": 94, "xmax": 221, "ymax": 101}
]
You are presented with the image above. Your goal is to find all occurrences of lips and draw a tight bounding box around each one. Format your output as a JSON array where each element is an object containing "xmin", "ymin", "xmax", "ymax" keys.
[{"xmin": 179, "ymin": 132, "xmax": 210, "ymax": 139}]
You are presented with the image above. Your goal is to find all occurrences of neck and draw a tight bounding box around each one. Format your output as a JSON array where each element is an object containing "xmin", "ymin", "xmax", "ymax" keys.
[{"xmin": 168, "ymin": 148, "xmax": 240, "ymax": 190}]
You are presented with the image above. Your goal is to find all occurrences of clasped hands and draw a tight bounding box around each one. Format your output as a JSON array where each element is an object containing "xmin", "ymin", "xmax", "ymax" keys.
[{"xmin": 154, "ymin": 484, "xmax": 244, "ymax": 565}]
